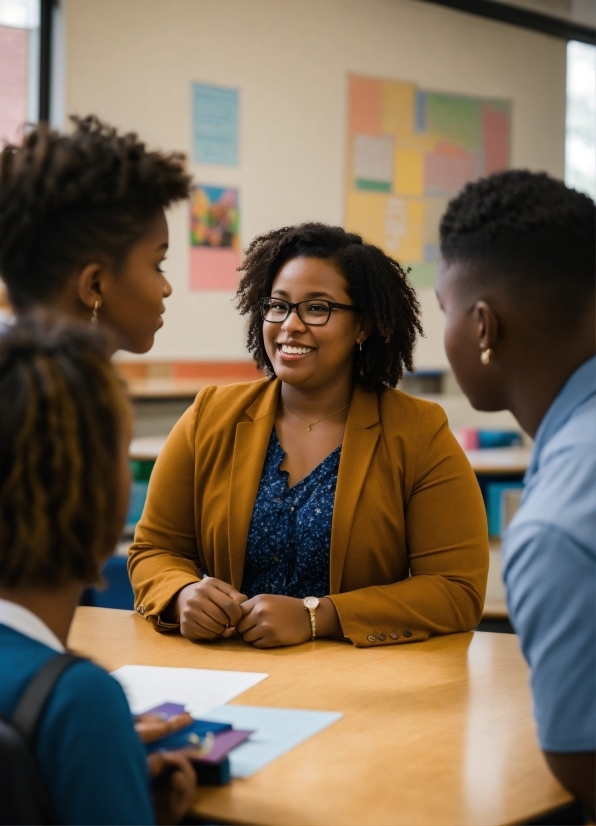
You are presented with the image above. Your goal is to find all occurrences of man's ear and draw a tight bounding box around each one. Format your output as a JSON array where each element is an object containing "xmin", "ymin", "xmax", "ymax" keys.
[
  {"xmin": 473, "ymin": 300, "xmax": 499, "ymax": 352},
  {"xmin": 76, "ymin": 263, "xmax": 104, "ymax": 311}
]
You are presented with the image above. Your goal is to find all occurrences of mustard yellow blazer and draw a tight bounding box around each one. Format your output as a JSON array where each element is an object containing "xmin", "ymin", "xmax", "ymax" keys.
[{"xmin": 129, "ymin": 378, "xmax": 489, "ymax": 647}]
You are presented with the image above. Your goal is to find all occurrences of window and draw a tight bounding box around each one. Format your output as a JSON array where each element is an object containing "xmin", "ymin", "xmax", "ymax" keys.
[
  {"xmin": 566, "ymin": 40, "xmax": 596, "ymax": 200},
  {"xmin": 0, "ymin": 0, "xmax": 40, "ymax": 144}
]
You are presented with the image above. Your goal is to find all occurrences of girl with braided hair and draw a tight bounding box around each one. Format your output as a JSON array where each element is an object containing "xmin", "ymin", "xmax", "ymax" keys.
[
  {"xmin": 130, "ymin": 223, "xmax": 488, "ymax": 648},
  {"xmin": 0, "ymin": 115, "xmax": 191, "ymax": 352},
  {"xmin": 0, "ymin": 317, "xmax": 198, "ymax": 824}
]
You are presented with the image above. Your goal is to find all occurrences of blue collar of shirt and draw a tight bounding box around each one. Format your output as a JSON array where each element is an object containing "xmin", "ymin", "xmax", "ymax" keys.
[{"xmin": 526, "ymin": 355, "xmax": 596, "ymax": 483}]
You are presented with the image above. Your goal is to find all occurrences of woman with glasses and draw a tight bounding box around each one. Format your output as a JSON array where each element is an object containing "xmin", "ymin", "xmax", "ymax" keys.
[{"xmin": 129, "ymin": 223, "xmax": 488, "ymax": 648}]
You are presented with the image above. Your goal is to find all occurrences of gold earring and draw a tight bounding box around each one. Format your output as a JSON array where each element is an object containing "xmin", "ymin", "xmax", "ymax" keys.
[
  {"xmin": 480, "ymin": 348, "xmax": 492, "ymax": 365},
  {"xmin": 91, "ymin": 300, "xmax": 100, "ymax": 324}
]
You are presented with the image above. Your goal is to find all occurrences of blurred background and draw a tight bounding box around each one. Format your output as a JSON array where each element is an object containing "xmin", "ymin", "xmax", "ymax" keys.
[{"xmin": 1, "ymin": 0, "xmax": 594, "ymax": 617}]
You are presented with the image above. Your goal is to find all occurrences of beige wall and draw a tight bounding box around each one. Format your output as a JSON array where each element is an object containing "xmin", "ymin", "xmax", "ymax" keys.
[{"xmin": 64, "ymin": 0, "xmax": 566, "ymax": 366}]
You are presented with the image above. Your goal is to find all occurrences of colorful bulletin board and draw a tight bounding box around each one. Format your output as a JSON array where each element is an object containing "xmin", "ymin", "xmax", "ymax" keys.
[
  {"xmin": 189, "ymin": 185, "xmax": 241, "ymax": 291},
  {"xmin": 345, "ymin": 75, "xmax": 511, "ymax": 288}
]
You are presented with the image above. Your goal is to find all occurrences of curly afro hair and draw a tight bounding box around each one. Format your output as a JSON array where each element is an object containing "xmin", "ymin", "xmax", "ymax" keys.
[
  {"xmin": 440, "ymin": 170, "xmax": 595, "ymax": 318},
  {"xmin": 0, "ymin": 115, "xmax": 192, "ymax": 311},
  {"xmin": 236, "ymin": 223, "xmax": 423, "ymax": 391}
]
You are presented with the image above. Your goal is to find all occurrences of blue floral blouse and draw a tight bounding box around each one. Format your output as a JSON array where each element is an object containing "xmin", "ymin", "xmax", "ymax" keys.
[{"xmin": 241, "ymin": 429, "xmax": 341, "ymax": 599}]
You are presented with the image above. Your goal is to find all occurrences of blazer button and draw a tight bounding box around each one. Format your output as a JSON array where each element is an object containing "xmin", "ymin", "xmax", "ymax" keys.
[
  {"xmin": 390, "ymin": 632, "xmax": 399, "ymax": 640},
  {"xmin": 274, "ymin": 555, "xmax": 280, "ymax": 562},
  {"xmin": 378, "ymin": 633, "xmax": 386, "ymax": 641},
  {"xmin": 367, "ymin": 635, "xmax": 376, "ymax": 643},
  {"xmin": 137, "ymin": 605, "xmax": 146, "ymax": 616},
  {"xmin": 403, "ymin": 629, "xmax": 412, "ymax": 638}
]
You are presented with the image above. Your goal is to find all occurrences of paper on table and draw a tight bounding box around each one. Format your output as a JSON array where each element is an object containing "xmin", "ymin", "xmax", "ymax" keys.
[
  {"xmin": 111, "ymin": 666, "xmax": 267, "ymax": 717},
  {"xmin": 201, "ymin": 705, "xmax": 342, "ymax": 778}
]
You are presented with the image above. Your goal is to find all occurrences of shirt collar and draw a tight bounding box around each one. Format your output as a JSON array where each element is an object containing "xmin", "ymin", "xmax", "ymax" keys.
[
  {"xmin": 0, "ymin": 597, "xmax": 65, "ymax": 652},
  {"xmin": 527, "ymin": 355, "xmax": 596, "ymax": 481}
]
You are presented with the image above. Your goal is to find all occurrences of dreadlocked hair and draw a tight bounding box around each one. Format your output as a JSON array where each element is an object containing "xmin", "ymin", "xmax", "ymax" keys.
[
  {"xmin": 236, "ymin": 223, "xmax": 423, "ymax": 391},
  {"xmin": 0, "ymin": 114, "xmax": 192, "ymax": 311},
  {"xmin": 0, "ymin": 315, "xmax": 129, "ymax": 588}
]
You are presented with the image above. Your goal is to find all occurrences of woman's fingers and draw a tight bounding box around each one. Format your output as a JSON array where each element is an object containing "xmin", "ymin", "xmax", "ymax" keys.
[
  {"xmin": 178, "ymin": 578, "xmax": 250, "ymax": 641},
  {"xmin": 208, "ymin": 585, "xmax": 247, "ymax": 626},
  {"xmin": 236, "ymin": 598, "xmax": 258, "ymax": 634}
]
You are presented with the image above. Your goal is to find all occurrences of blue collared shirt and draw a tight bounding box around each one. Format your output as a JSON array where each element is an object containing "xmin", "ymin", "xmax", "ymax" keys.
[{"xmin": 502, "ymin": 356, "xmax": 596, "ymax": 753}]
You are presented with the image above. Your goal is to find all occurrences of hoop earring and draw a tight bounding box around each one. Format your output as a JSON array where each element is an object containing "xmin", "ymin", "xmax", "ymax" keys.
[
  {"xmin": 91, "ymin": 300, "xmax": 100, "ymax": 324},
  {"xmin": 480, "ymin": 348, "xmax": 492, "ymax": 365}
]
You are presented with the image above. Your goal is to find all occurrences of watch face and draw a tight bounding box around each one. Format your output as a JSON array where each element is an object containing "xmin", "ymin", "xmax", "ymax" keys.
[{"xmin": 304, "ymin": 597, "xmax": 319, "ymax": 610}]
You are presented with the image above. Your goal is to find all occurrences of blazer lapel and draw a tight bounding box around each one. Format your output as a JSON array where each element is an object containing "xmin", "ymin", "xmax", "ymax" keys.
[
  {"xmin": 329, "ymin": 386, "xmax": 380, "ymax": 594},
  {"xmin": 227, "ymin": 379, "xmax": 279, "ymax": 589}
]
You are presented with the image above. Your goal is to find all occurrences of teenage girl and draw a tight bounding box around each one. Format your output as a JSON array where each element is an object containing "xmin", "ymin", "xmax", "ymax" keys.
[
  {"xmin": 0, "ymin": 316, "xmax": 198, "ymax": 824},
  {"xmin": 0, "ymin": 115, "xmax": 191, "ymax": 352}
]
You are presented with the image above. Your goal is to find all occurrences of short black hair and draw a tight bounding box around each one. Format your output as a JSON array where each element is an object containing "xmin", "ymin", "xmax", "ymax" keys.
[
  {"xmin": 440, "ymin": 170, "xmax": 595, "ymax": 318},
  {"xmin": 236, "ymin": 223, "xmax": 423, "ymax": 391},
  {"xmin": 0, "ymin": 115, "xmax": 192, "ymax": 311}
]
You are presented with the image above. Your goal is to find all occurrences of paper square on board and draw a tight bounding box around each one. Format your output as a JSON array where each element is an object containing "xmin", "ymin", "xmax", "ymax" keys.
[
  {"xmin": 190, "ymin": 246, "xmax": 241, "ymax": 291},
  {"xmin": 189, "ymin": 184, "xmax": 241, "ymax": 291},
  {"xmin": 353, "ymin": 134, "xmax": 394, "ymax": 191},
  {"xmin": 192, "ymin": 83, "xmax": 239, "ymax": 166}
]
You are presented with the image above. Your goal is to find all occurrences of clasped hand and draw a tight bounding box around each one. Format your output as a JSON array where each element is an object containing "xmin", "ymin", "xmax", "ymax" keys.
[{"xmin": 177, "ymin": 577, "xmax": 312, "ymax": 648}]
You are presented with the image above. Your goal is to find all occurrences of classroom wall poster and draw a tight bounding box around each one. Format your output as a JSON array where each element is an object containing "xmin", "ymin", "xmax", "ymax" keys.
[
  {"xmin": 192, "ymin": 82, "xmax": 239, "ymax": 166},
  {"xmin": 345, "ymin": 75, "xmax": 511, "ymax": 289},
  {"xmin": 189, "ymin": 185, "xmax": 241, "ymax": 291}
]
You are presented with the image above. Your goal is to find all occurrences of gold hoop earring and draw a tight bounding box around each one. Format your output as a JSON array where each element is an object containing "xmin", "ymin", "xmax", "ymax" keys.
[
  {"xmin": 480, "ymin": 348, "xmax": 492, "ymax": 365},
  {"xmin": 91, "ymin": 300, "xmax": 100, "ymax": 324}
]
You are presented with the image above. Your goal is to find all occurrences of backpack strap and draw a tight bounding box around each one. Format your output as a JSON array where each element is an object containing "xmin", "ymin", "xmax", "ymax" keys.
[{"xmin": 11, "ymin": 653, "xmax": 82, "ymax": 745}]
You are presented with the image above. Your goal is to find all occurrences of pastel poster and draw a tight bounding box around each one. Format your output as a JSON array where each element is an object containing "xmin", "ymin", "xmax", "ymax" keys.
[
  {"xmin": 190, "ymin": 185, "xmax": 241, "ymax": 291},
  {"xmin": 345, "ymin": 75, "xmax": 511, "ymax": 289}
]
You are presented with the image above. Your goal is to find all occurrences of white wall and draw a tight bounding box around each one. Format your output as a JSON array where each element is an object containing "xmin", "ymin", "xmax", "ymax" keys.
[{"xmin": 63, "ymin": 0, "xmax": 567, "ymax": 366}]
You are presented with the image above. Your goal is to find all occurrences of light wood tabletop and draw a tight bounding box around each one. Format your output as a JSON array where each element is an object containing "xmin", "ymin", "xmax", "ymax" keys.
[{"xmin": 69, "ymin": 607, "xmax": 569, "ymax": 826}]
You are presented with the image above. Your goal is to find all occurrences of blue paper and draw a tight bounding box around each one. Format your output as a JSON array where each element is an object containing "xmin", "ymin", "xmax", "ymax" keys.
[
  {"xmin": 201, "ymin": 706, "xmax": 342, "ymax": 778},
  {"xmin": 192, "ymin": 83, "xmax": 239, "ymax": 166}
]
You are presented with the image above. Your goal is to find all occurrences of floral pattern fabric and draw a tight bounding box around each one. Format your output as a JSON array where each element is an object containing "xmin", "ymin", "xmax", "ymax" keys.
[{"xmin": 241, "ymin": 429, "xmax": 340, "ymax": 599}]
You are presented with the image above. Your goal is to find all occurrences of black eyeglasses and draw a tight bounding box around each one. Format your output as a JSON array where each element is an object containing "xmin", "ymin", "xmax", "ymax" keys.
[{"xmin": 260, "ymin": 297, "xmax": 359, "ymax": 326}]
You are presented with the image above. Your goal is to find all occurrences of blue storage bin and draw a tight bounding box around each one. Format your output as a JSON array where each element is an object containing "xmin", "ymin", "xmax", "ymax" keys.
[
  {"xmin": 125, "ymin": 479, "xmax": 149, "ymax": 533},
  {"xmin": 478, "ymin": 430, "xmax": 522, "ymax": 449},
  {"xmin": 486, "ymin": 480, "xmax": 524, "ymax": 537},
  {"xmin": 81, "ymin": 556, "xmax": 134, "ymax": 610}
]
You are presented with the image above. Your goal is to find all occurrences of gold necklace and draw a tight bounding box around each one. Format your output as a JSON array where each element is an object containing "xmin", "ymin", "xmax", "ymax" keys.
[{"xmin": 281, "ymin": 400, "xmax": 350, "ymax": 432}]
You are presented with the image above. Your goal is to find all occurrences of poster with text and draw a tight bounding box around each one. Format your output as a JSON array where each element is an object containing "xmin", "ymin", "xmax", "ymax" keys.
[
  {"xmin": 192, "ymin": 83, "xmax": 239, "ymax": 166},
  {"xmin": 190, "ymin": 185, "xmax": 240, "ymax": 291},
  {"xmin": 345, "ymin": 75, "xmax": 511, "ymax": 289}
]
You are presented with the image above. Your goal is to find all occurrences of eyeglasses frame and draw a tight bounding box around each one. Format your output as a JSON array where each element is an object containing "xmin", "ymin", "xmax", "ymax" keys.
[{"xmin": 260, "ymin": 297, "xmax": 360, "ymax": 326}]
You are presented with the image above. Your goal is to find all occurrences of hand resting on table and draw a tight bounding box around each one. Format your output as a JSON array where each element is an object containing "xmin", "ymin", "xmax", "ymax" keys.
[{"xmin": 175, "ymin": 577, "xmax": 247, "ymax": 641}]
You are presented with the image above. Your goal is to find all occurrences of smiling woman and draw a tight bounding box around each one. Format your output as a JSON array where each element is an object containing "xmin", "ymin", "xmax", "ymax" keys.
[
  {"xmin": 0, "ymin": 115, "xmax": 191, "ymax": 352},
  {"xmin": 129, "ymin": 223, "xmax": 489, "ymax": 649}
]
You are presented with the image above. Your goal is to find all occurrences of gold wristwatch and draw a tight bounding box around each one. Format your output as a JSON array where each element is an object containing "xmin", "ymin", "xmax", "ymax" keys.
[{"xmin": 303, "ymin": 596, "xmax": 320, "ymax": 639}]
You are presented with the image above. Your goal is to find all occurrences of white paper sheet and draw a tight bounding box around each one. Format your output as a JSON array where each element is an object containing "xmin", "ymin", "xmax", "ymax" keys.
[{"xmin": 111, "ymin": 665, "xmax": 268, "ymax": 717}]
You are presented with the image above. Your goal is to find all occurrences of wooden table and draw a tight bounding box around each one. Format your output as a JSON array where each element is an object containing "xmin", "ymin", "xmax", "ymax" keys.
[{"xmin": 69, "ymin": 607, "xmax": 569, "ymax": 826}]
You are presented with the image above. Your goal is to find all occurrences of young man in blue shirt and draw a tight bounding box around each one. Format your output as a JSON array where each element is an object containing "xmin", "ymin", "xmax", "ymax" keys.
[{"xmin": 435, "ymin": 170, "xmax": 595, "ymax": 817}]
